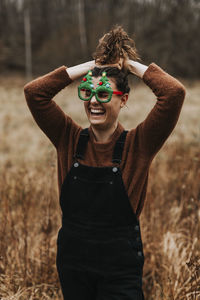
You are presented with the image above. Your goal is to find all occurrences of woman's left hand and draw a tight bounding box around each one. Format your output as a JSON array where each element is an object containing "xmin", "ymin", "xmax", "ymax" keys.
[{"xmin": 123, "ymin": 59, "xmax": 148, "ymax": 78}]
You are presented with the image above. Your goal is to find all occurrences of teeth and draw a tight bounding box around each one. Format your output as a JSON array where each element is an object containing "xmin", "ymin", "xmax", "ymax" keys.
[{"xmin": 90, "ymin": 109, "xmax": 105, "ymax": 113}]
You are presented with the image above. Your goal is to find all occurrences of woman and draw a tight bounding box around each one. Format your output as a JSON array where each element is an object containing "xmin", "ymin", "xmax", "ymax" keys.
[{"xmin": 24, "ymin": 26, "xmax": 185, "ymax": 299}]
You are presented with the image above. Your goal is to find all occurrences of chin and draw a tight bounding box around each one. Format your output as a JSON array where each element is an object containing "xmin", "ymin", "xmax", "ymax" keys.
[
  {"xmin": 88, "ymin": 116, "xmax": 106, "ymax": 127},
  {"xmin": 90, "ymin": 121, "xmax": 105, "ymax": 128},
  {"xmin": 91, "ymin": 121, "xmax": 114, "ymax": 132}
]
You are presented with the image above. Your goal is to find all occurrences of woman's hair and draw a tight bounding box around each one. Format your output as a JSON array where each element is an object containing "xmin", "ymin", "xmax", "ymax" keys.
[
  {"xmin": 92, "ymin": 67, "xmax": 130, "ymax": 94},
  {"xmin": 93, "ymin": 25, "xmax": 140, "ymax": 65},
  {"xmin": 92, "ymin": 25, "xmax": 139, "ymax": 94}
]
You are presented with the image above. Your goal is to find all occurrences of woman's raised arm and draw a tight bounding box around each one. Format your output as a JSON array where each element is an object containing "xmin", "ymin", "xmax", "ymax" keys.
[
  {"xmin": 127, "ymin": 61, "xmax": 186, "ymax": 157},
  {"xmin": 24, "ymin": 65, "xmax": 81, "ymax": 148}
]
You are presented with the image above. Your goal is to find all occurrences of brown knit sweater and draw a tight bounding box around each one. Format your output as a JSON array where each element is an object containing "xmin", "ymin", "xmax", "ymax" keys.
[{"xmin": 24, "ymin": 63, "xmax": 186, "ymax": 217}]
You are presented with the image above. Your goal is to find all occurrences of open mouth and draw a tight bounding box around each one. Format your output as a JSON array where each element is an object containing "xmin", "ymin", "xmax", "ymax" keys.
[{"xmin": 89, "ymin": 108, "xmax": 106, "ymax": 116}]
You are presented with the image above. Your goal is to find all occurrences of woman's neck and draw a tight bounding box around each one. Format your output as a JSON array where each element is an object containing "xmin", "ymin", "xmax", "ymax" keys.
[{"xmin": 91, "ymin": 123, "xmax": 118, "ymax": 143}]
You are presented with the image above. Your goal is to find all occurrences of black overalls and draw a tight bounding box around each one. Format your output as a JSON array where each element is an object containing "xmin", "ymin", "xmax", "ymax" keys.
[{"xmin": 56, "ymin": 129, "xmax": 145, "ymax": 300}]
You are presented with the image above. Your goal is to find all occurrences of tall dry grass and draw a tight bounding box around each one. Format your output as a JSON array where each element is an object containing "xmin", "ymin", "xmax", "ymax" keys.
[{"xmin": 0, "ymin": 75, "xmax": 199, "ymax": 299}]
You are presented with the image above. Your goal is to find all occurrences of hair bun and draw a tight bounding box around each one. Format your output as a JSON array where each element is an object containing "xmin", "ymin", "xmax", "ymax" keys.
[{"xmin": 93, "ymin": 25, "xmax": 140, "ymax": 65}]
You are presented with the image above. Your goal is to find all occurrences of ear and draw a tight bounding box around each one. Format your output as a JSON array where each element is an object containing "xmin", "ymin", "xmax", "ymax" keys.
[{"xmin": 120, "ymin": 93, "xmax": 129, "ymax": 108}]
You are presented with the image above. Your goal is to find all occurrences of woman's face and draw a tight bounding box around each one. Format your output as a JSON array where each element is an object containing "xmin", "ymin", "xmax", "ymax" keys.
[{"xmin": 83, "ymin": 76, "xmax": 128, "ymax": 130}]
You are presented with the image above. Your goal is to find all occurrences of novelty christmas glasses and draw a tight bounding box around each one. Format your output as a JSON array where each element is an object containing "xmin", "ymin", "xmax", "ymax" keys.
[{"xmin": 78, "ymin": 70, "xmax": 123, "ymax": 103}]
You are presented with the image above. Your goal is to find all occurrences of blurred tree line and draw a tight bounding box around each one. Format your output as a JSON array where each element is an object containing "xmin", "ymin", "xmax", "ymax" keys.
[{"xmin": 0, "ymin": 0, "xmax": 200, "ymax": 78}]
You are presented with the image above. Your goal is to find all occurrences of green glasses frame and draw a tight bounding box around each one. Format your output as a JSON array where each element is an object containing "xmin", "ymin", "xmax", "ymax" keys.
[
  {"xmin": 78, "ymin": 85, "xmax": 123, "ymax": 103},
  {"xmin": 78, "ymin": 70, "xmax": 123, "ymax": 103}
]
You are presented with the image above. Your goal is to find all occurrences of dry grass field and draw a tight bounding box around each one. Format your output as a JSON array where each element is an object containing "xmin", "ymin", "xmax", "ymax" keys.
[{"xmin": 0, "ymin": 74, "xmax": 199, "ymax": 300}]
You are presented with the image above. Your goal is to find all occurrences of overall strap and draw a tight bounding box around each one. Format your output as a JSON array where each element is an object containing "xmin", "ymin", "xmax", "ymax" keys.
[
  {"xmin": 112, "ymin": 130, "xmax": 128, "ymax": 164},
  {"xmin": 74, "ymin": 128, "xmax": 89, "ymax": 160}
]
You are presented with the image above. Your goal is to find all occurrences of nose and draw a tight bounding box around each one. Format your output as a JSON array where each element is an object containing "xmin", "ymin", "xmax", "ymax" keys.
[{"xmin": 90, "ymin": 95, "xmax": 98, "ymax": 104}]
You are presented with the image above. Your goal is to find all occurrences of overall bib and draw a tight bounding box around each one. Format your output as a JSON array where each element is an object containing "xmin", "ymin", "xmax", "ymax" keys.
[{"xmin": 56, "ymin": 129, "xmax": 145, "ymax": 300}]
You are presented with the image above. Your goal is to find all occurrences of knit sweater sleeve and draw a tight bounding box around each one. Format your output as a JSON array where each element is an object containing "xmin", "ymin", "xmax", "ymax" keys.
[
  {"xmin": 137, "ymin": 63, "xmax": 186, "ymax": 157},
  {"xmin": 24, "ymin": 66, "xmax": 78, "ymax": 148}
]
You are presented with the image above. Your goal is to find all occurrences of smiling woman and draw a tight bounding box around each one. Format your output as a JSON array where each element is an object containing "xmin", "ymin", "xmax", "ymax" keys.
[
  {"xmin": 24, "ymin": 25, "xmax": 186, "ymax": 300},
  {"xmin": 81, "ymin": 70, "xmax": 128, "ymax": 136}
]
